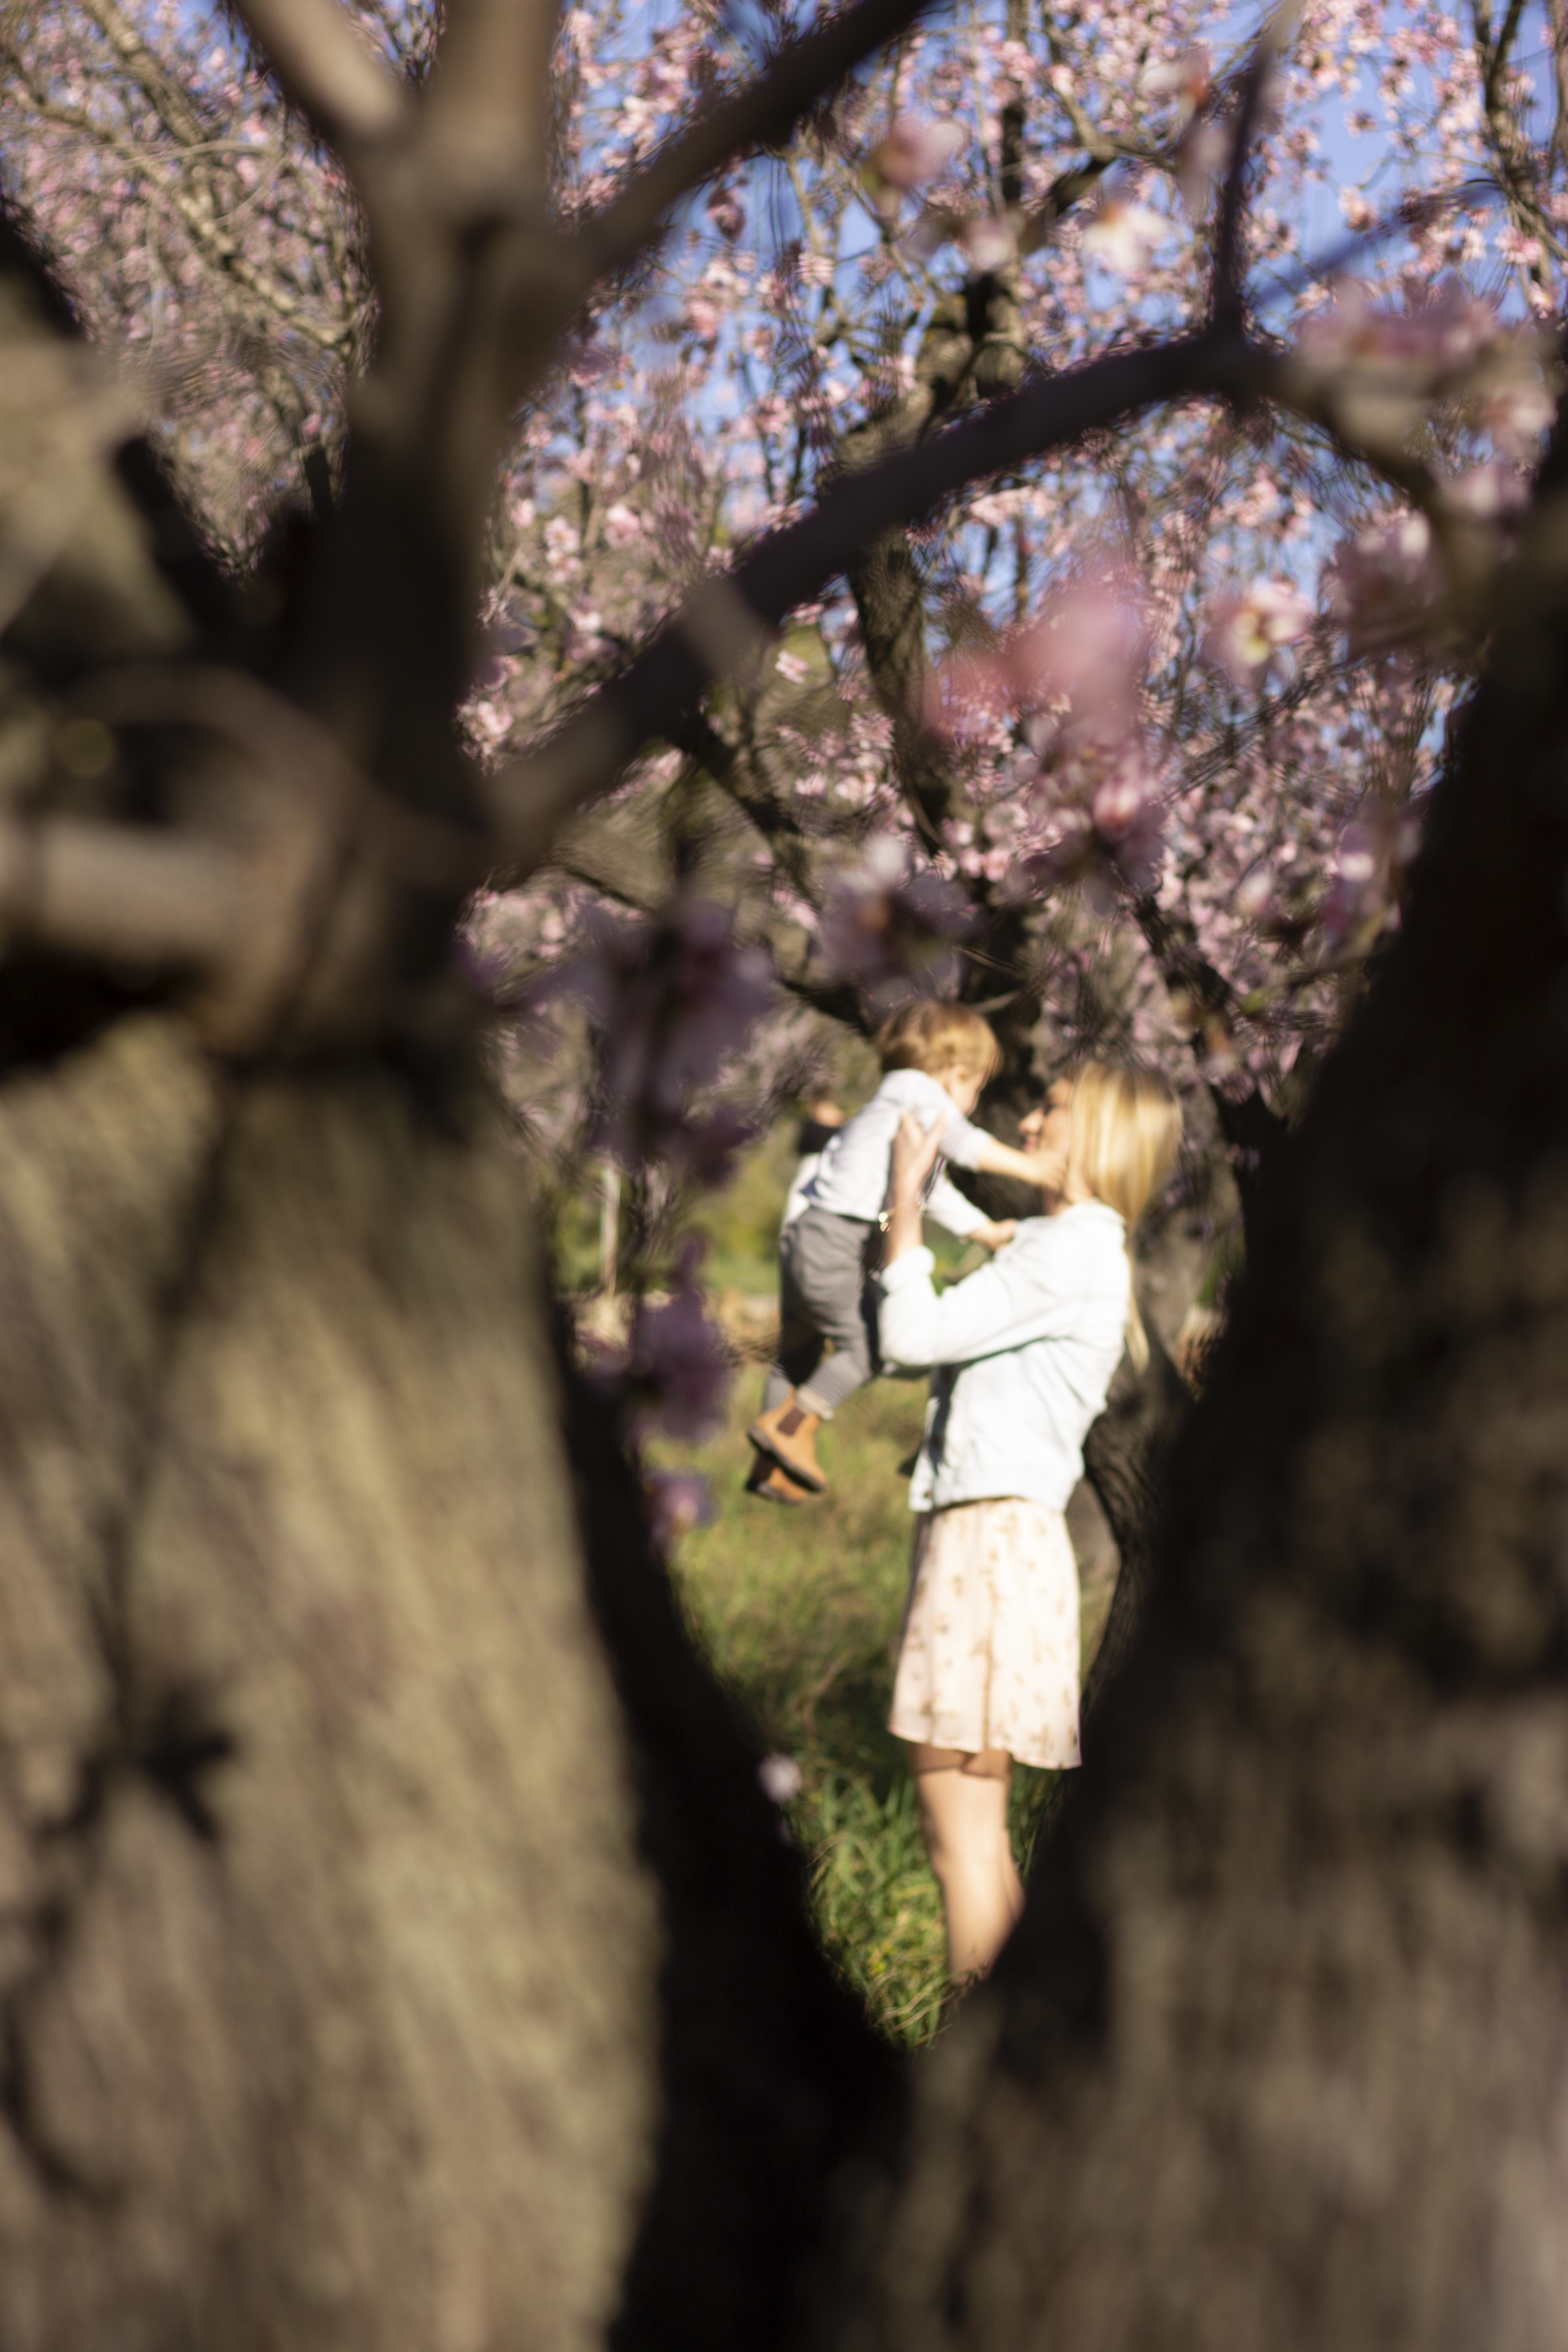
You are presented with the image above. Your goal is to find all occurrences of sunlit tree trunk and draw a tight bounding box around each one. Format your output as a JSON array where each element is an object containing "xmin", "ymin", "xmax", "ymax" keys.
[{"xmin": 0, "ymin": 1016, "xmax": 663, "ymax": 2348}]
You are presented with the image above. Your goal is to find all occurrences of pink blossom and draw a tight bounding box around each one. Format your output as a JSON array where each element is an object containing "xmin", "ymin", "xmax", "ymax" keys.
[
  {"xmin": 1024, "ymin": 733, "xmax": 1167, "ymax": 910},
  {"xmin": 1204, "ymin": 580, "xmax": 1313, "ymax": 688},
  {"xmin": 1082, "ymin": 197, "xmax": 1171, "ymax": 275},
  {"xmin": 1498, "ymin": 224, "xmax": 1544, "ymax": 268},
  {"xmin": 603, "ymin": 501, "xmax": 643, "ymax": 547},
  {"xmin": 819, "ymin": 835, "xmax": 972, "ymax": 1013},
  {"xmin": 1441, "ymin": 462, "xmax": 1528, "ymax": 519},
  {"xmin": 1233, "ymin": 867, "xmax": 1274, "ymax": 922},
  {"xmin": 869, "ymin": 116, "xmax": 965, "ymax": 193},
  {"xmin": 613, "ymin": 1242, "xmax": 732, "ymax": 1447},
  {"xmin": 644, "ymin": 1467, "xmax": 718, "ymax": 1549},
  {"xmin": 925, "ymin": 575, "xmax": 1148, "ymax": 746},
  {"xmin": 1323, "ymin": 512, "xmax": 1441, "ymax": 654},
  {"xmin": 1482, "ymin": 368, "xmax": 1556, "ymax": 459},
  {"xmin": 1298, "ymin": 277, "xmax": 1498, "ymax": 372},
  {"xmin": 707, "ymin": 184, "xmax": 745, "ymax": 243},
  {"xmin": 959, "ymin": 215, "xmax": 1016, "ymax": 271},
  {"xmin": 685, "ymin": 295, "xmax": 721, "ymax": 346},
  {"xmin": 537, "ymin": 899, "xmax": 774, "ymax": 1178},
  {"xmin": 1320, "ymin": 808, "xmax": 1422, "ymax": 949},
  {"xmin": 1139, "ymin": 47, "xmax": 1211, "ymax": 117},
  {"xmin": 758, "ymin": 1755, "xmax": 804, "ymax": 1804}
]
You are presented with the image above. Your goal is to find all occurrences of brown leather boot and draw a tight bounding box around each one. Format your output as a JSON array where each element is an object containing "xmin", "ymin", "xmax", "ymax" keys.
[
  {"xmin": 747, "ymin": 1392, "xmax": 827, "ymax": 1491},
  {"xmin": 744, "ymin": 1453, "xmax": 813, "ymax": 1505}
]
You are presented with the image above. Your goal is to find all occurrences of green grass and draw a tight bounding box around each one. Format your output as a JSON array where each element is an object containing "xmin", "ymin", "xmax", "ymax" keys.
[{"xmin": 654, "ymin": 1373, "xmax": 1059, "ymax": 2049}]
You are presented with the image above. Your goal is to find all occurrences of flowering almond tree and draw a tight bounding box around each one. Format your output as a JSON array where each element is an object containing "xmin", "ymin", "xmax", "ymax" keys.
[{"xmin": 4, "ymin": 2, "xmax": 1568, "ymax": 2350}]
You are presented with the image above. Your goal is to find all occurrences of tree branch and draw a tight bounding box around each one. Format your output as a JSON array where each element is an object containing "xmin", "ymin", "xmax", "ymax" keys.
[
  {"xmin": 576, "ymin": 0, "xmax": 938, "ymax": 285},
  {"xmin": 233, "ymin": 0, "xmax": 410, "ymax": 148},
  {"xmin": 1211, "ymin": 7, "xmax": 1298, "ymax": 330},
  {"xmin": 1019, "ymin": 157, "xmax": 1113, "ymax": 258},
  {"xmin": 421, "ymin": 0, "xmax": 561, "ymax": 200},
  {"xmin": 0, "ymin": 813, "xmax": 251, "ymax": 971},
  {"xmin": 484, "ymin": 334, "xmax": 1222, "ymax": 876}
]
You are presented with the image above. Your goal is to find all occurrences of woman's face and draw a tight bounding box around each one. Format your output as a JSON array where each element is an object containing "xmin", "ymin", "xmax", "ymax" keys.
[{"xmin": 1020, "ymin": 1079, "xmax": 1074, "ymax": 1196}]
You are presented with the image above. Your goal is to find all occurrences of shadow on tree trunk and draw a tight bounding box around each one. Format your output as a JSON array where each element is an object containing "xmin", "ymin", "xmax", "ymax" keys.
[
  {"xmin": 1080, "ymin": 1326, "xmax": 1192, "ymax": 1723},
  {"xmin": 556, "ymin": 1321, "xmax": 906, "ymax": 2352}
]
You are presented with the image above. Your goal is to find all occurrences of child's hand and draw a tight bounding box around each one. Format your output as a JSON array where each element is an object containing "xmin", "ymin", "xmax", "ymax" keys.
[
  {"xmin": 972, "ymin": 1218, "xmax": 1017, "ymax": 1251},
  {"xmin": 1019, "ymin": 1145, "xmax": 1068, "ymax": 1195}
]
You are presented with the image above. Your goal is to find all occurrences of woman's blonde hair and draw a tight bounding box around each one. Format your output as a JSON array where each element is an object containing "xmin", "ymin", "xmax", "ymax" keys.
[
  {"xmin": 875, "ymin": 998, "xmax": 1002, "ymax": 1084},
  {"xmin": 1063, "ymin": 1062, "xmax": 1183, "ymax": 1371}
]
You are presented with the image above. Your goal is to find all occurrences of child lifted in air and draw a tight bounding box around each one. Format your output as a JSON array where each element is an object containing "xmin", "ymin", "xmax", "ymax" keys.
[{"xmin": 747, "ymin": 1000, "xmax": 1048, "ymax": 1502}]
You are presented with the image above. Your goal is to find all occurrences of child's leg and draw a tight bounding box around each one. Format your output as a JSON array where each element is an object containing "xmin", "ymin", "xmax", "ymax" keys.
[
  {"xmin": 910, "ymin": 1744, "xmax": 1017, "ymax": 1978},
  {"xmin": 783, "ymin": 1211, "xmax": 878, "ymax": 1418},
  {"xmin": 761, "ymin": 1233, "xmax": 830, "ymax": 1412}
]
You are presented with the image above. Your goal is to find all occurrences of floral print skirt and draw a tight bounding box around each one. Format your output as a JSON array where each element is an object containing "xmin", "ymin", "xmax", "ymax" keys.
[{"xmin": 889, "ymin": 1498, "xmax": 1081, "ymax": 1771}]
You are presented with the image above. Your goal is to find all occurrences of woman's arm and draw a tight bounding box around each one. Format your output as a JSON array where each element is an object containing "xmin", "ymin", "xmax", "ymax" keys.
[
  {"xmin": 879, "ymin": 1245, "xmax": 1080, "ymax": 1369},
  {"xmin": 883, "ymin": 1110, "xmax": 943, "ymax": 1265},
  {"xmin": 880, "ymin": 1113, "xmax": 1084, "ymax": 1367}
]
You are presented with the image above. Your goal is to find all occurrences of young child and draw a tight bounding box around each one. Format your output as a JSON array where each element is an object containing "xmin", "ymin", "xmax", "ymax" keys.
[
  {"xmin": 780, "ymin": 1093, "xmax": 846, "ymax": 1232},
  {"xmin": 747, "ymin": 1001, "xmax": 1048, "ymax": 1501}
]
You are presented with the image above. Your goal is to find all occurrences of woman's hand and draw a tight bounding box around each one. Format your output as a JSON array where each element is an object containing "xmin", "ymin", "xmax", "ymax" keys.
[
  {"xmin": 890, "ymin": 1109, "xmax": 945, "ymax": 1202},
  {"xmin": 883, "ymin": 1110, "xmax": 944, "ymax": 1266}
]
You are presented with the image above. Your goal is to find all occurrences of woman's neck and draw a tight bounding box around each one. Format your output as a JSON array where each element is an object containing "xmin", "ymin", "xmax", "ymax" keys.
[{"xmin": 1041, "ymin": 1174, "xmax": 1095, "ymax": 1213}]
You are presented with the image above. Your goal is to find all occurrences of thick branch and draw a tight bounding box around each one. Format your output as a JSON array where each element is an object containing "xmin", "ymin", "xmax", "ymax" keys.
[
  {"xmin": 421, "ymin": 0, "xmax": 560, "ymax": 198},
  {"xmin": 486, "ymin": 333, "xmax": 1222, "ymax": 878},
  {"xmin": 1210, "ymin": 10, "xmax": 1295, "ymax": 330},
  {"xmin": 233, "ymin": 0, "xmax": 410, "ymax": 147},
  {"xmin": 0, "ymin": 814, "xmax": 249, "ymax": 971},
  {"xmin": 1130, "ymin": 890, "xmax": 1288, "ymax": 1230}
]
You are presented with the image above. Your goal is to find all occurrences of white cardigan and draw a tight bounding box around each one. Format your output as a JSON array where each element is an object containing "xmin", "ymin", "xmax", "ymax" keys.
[
  {"xmin": 802, "ymin": 1068, "xmax": 989, "ymax": 1237},
  {"xmin": 876, "ymin": 1201, "xmax": 1130, "ymax": 1512}
]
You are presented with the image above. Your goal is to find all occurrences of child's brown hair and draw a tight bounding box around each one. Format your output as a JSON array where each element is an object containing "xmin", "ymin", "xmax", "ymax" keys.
[{"xmin": 874, "ymin": 999, "xmax": 1002, "ymax": 1084}]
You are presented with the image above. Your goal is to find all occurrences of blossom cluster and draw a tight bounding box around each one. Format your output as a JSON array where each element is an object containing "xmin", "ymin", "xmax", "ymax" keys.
[
  {"xmin": 533, "ymin": 896, "xmax": 775, "ymax": 1182},
  {"xmin": 13, "ymin": 0, "xmax": 1565, "ymax": 1162}
]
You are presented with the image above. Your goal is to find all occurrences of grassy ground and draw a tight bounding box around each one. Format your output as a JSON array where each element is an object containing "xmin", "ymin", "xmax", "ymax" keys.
[{"xmin": 655, "ymin": 1372, "xmax": 1060, "ymax": 2049}]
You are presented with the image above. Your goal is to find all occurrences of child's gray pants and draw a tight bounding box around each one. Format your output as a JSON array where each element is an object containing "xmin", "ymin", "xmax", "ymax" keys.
[{"xmin": 763, "ymin": 1204, "xmax": 880, "ymax": 1418}]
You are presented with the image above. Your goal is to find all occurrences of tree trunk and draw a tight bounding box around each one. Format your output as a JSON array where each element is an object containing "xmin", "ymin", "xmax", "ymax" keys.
[
  {"xmin": 0, "ymin": 1014, "xmax": 658, "ymax": 2350},
  {"xmin": 806, "ymin": 529, "xmax": 1568, "ymax": 2349}
]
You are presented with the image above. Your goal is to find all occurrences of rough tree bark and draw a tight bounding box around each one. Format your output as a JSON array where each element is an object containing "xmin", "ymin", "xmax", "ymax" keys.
[{"xmin": 0, "ymin": 1019, "xmax": 658, "ymax": 2349}]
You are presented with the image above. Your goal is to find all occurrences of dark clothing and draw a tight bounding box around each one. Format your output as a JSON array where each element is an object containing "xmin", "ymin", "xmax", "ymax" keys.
[{"xmin": 763, "ymin": 1203, "xmax": 881, "ymax": 1417}]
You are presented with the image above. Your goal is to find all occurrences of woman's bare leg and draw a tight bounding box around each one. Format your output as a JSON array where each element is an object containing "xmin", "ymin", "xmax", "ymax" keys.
[{"xmin": 910, "ymin": 1744, "xmax": 1017, "ymax": 1978}]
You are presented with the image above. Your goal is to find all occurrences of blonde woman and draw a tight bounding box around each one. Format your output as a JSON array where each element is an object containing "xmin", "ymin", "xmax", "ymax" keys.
[{"xmin": 878, "ymin": 1063, "xmax": 1183, "ymax": 1979}]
